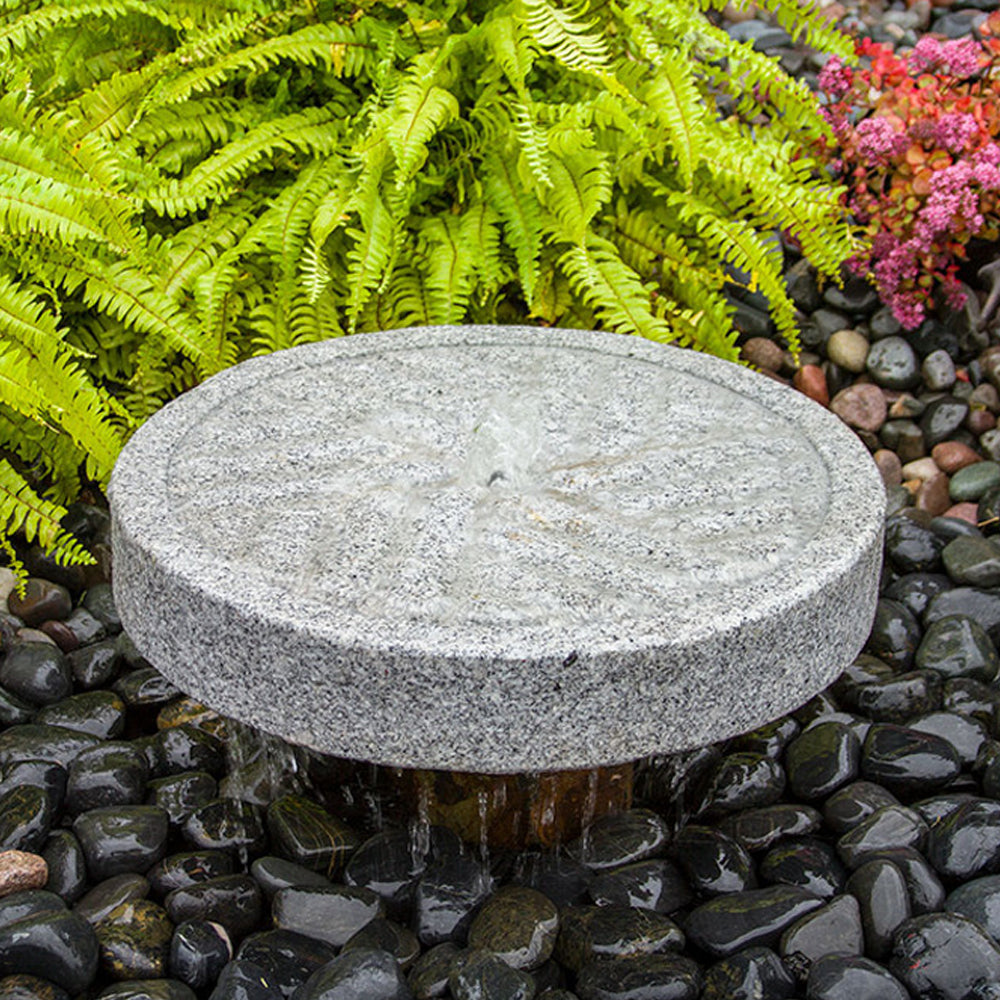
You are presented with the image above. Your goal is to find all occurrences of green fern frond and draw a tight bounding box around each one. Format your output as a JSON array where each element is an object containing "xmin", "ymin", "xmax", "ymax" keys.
[
  {"xmin": 543, "ymin": 151, "xmax": 611, "ymax": 243},
  {"xmin": 519, "ymin": 0, "xmax": 611, "ymax": 77},
  {"xmin": 559, "ymin": 234, "xmax": 675, "ymax": 342},
  {"xmin": 345, "ymin": 189, "xmax": 396, "ymax": 331},
  {"xmin": 485, "ymin": 145, "xmax": 543, "ymax": 305},
  {"xmin": 0, "ymin": 459, "xmax": 94, "ymax": 567},
  {"xmin": 643, "ymin": 50, "xmax": 707, "ymax": 188},
  {"xmin": 385, "ymin": 76, "xmax": 460, "ymax": 184}
]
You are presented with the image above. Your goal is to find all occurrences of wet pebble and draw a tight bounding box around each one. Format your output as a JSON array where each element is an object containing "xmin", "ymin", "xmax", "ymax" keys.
[
  {"xmin": 168, "ymin": 919, "xmax": 232, "ymax": 991},
  {"xmin": 806, "ymin": 954, "xmax": 909, "ymax": 1000},
  {"xmin": 8, "ymin": 581, "xmax": 73, "ymax": 628},
  {"xmin": 701, "ymin": 946, "xmax": 795, "ymax": 1000},
  {"xmin": 943, "ymin": 535, "xmax": 1000, "ymax": 587},
  {"xmin": 672, "ymin": 826, "xmax": 755, "ymax": 895},
  {"xmin": 684, "ymin": 886, "xmax": 823, "ymax": 958},
  {"xmin": 296, "ymin": 946, "xmax": 411, "ymax": 1000},
  {"xmin": 823, "ymin": 781, "xmax": 900, "ymax": 834},
  {"xmin": 448, "ymin": 949, "xmax": 535, "ymax": 1000},
  {"xmin": 845, "ymin": 859, "xmax": 910, "ymax": 960},
  {"xmin": 889, "ymin": 912, "xmax": 1000, "ymax": 999},
  {"xmin": 555, "ymin": 904, "xmax": 684, "ymax": 973},
  {"xmin": 266, "ymin": 793, "xmax": 360, "ymax": 878},
  {"xmin": 95, "ymin": 899, "xmax": 173, "ymax": 980},
  {"xmin": 182, "ymin": 798, "xmax": 265, "ymax": 856},
  {"xmin": 567, "ymin": 809, "xmax": 669, "ymax": 871},
  {"xmin": 836, "ymin": 805, "xmax": 928, "ymax": 868},
  {"xmin": 926, "ymin": 798, "xmax": 1000, "ymax": 880},
  {"xmin": 587, "ymin": 858, "xmax": 691, "ymax": 913},
  {"xmin": 867, "ymin": 336, "xmax": 920, "ymax": 390},
  {"xmin": 779, "ymin": 892, "xmax": 863, "ymax": 964},
  {"xmin": 0, "ymin": 904, "xmax": 98, "ymax": 994},
  {"xmin": 66, "ymin": 743, "xmax": 149, "ymax": 815},
  {"xmin": 468, "ymin": 886, "xmax": 558, "ymax": 970},
  {"xmin": 718, "ymin": 803, "xmax": 822, "ymax": 852},
  {"xmin": 0, "ymin": 786, "xmax": 53, "ymax": 853},
  {"xmin": 165, "ymin": 874, "xmax": 262, "ymax": 943},
  {"xmin": 75, "ymin": 874, "xmax": 151, "ymax": 926},
  {"xmin": 915, "ymin": 614, "xmax": 999, "ymax": 681},
  {"xmin": 860, "ymin": 724, "xmax": 961, "ymax": 797},
  {"xmin": 272, "ymin": 884, "xmax": 384, "ymax": 948},
  {"xmin": 0, "ymin": 643, "xmax": 72, "ymax": 705},
  {"xmin": 74, "ymin": 806, "xmax": 169, "ymax": 881},
  {"xmin": 0, "ymin": 849, "xmax": 48, "ymax": 897},
  {"xmin": 235, "ymin": 927, "xmax": 335, "ymax": 996},
  {"xmin": 863, "ymin": 600, "xmax": 922, "ymax": 671},
  {"xmin": 574, "ymin": 954, "xmax": 703, "ymax": 1000},
  {"xmin": 786, "ymin": 722, "xmax": 859, "ymax": 800},
  {"xmin": 760, "ymin": 839, "xmax": 847, "ymax": 899}
]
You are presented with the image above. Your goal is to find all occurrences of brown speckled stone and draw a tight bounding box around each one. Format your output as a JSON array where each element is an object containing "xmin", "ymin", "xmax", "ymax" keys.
[
  {"xmin": 916, "ymin": 473, "xmax": 953, "ymax": 517},
  {"xmin": 0, "ymin": 849, "xmax": 48, "ymax": 897},
  {"xmin": 932, "ymin": 442, "xmax": 981, "ymax": 475}
]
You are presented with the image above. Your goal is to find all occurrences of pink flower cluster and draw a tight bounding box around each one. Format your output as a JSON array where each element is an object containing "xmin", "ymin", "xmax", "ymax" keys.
[
  {"xmin": 908, "ymin": 36, "xmax": 981, "ymax": 78},
  {"xmin": 934, "ymin": 112, "xmax": 980, "ymax": 153},
  {"xmin": 817, "ymin": 57, "xmax": 853, "ymax": 100},
  {"xmin": 855, "ymin": 117, "xmax": 909, "ymax": 162}
]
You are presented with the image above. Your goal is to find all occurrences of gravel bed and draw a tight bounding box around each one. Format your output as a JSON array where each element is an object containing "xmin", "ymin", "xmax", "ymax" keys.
[{"xmin": 5, "ymin": 2, "xmax": 1000, "ymax": 998}]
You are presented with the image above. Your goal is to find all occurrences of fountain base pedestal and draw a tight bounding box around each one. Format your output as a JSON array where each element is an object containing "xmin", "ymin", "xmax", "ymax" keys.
[{"xmin": 401, "ymin": 763, "xmax": 634, "ymax": 849}]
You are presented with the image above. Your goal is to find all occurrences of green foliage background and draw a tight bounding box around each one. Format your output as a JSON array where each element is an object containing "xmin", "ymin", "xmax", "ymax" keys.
[{"xmin": 0, "ymin": 0, "xmax": 856, "ymax": 573}]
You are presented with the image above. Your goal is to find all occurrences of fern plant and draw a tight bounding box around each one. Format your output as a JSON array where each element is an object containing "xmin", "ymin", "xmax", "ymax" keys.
[{"xmin": 0, "ymin": 0, "xmax": 856, "ymax": 575}]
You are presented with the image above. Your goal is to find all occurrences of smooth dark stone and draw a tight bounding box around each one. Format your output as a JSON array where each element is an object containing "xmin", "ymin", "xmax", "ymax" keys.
[
  {"xmin": 574, "ymin": 954, "xmax": 703, "ymax": 1000},
  {"xmin": 912, "ymin": 792, "xmax": 978, "ymax": 827},
  {"xmin": 927, "ymin": 798, "xmax": 1000, "ymax": 880},
  {"xmin": 42, "ymin": 830, "xmax": 88, "ymax": 902},
  {"xmin": 82, "ymin": 584, "xmax": 121, "ymax": 633},
  {"xmin": 147, "ymin": 851, "xmax": 235, "ymax": 896},
  {"xmin": 890, "ymin": 912, "xmax": 1000, "ymax": 999},
  {"xmin": 0, "ymin": 643, "xmax": 71, "ymax": 706},
  {"xmin": 266, "ymin": 794, "xmax": 360, "ymax": 878},
  {"xmin": 702, "ymin": 753, "xmax": 785, "ymax": 815},
  {"xmin": 943, "ymin": 677, "xmax": 1000, "ymax": 728},
  {"xmin": 930, "ymin": 516, "xmax": 983, "ymax": 541},
  {"xmin": 588, "ymin": 858, "xmax": 692, "ymax": 913},
  {"xmin": 806, "ymin": 954, "xmax": 909, "ymax": 1000},
  {"xmin": 943, "ymin": 535, "xmax": 1000, "ymax": 587},
  {"xmin": 342, "ymin": 918, "xmax": 420, "ymax": 971},
  {"xmin": 95, "ymin": 898, "xmax": 173, "ymax": 979},
  {"xmin": 236, "ymin": 928, "xmax": 335, "ymax": 998},
  {"xmin": 849, "ymin": 670, "xmax": 942, "ymax": 723},
  {"xmin": 0, "ymin": 909, "xmax": 99, "ymax": 994},
  {"xmin": 672, "ymin": 826, "xmax": 755, "ymax": 896},
  {"xmin": 510, "ymin": 851, "xmax": 592, "ymax": 909},
  {"xmin": 846, "ymin": 860, "xmax": 910, "ymax": 960},
  {"xmin": 148, "ymin": 771, "xmax": 218, "ymax": 826},
  {"xmin": 917, "ymin": 614, "xmax": 1000, "ymax": 681},
  {"xmin": 836, "ymin": 806, "xmax": 929, "ymax": 869},
  {"xmin": 880, "ymin": 420, "xmax": 925, "ymax": 462},
  {"xmin": 760, "ymin": 839, "xmax": 847, "ymax": 899},
  {"xmin": 925, "ymin": 587, "xmax": 1000, "ymax": 644},
  {"xmin": 794, "ymin": 692, "xmax": 840, "ymax": 728},
  {"xmin": 0, "ymin": 889, "xmax": 65, "ymax": 928},
  {"xmin": 43, "ymin": 608, "xmax": 105, "ymax": 652},
  {"xmin": 885, "ymin": 516, "xmax": 946, "ymax": 574},
  {"xmin": 468, "ymin": 886, "xmax": 558, "ymax": 971},
  {"xmin": 297, "ymin": 947, "xmax": 412, "ymax": 1000},
  {"xmin": 343, "ymin": 829, "xmax": 426, "ymax": 918},
  {"xmin": 728, "ymin": 716, "xmax": 800, "ymax": 757},
  {"xmin": 785, "ymin": 259, "xmax": 821, "ymax": 312},
  {"xmin": 68, "ymin": 639, "xmax": 119, "ymax": 690},
  {"xmin": 36, "ymin": 691, "xmax": 126, "ymax": 740},
  {"xmin": 406, "ymin": 941, "xmax": 459, "ymax": 999},
  {"xmin": 113, "ymin": 666, "xmax": 180, "ymax": 707},
  {"xmin": 555, "ymin": 905, "xmax": 684, "ymax": 974},
  {"xmin": 718, "ymin": 804, "xmax": 822, "ymax": 854},
  {"xmin": 205, "ymin": 958, "xmax": 276, "ymax": 1000},
  {"xmin": 412, "ymin": 853, "xmax": 493, "ymax": 946},
  {"xmin": 250, "ymin": 856, "xmax": 332, "ymax": 900},
  {"xmin": 727, "ymin": 18, "xmax": 793, "ymax": 49},
  {"xmin": 922, "ymin": 396, "xmax": 970, "ymax": 448},
  {"xmin": 66, "ymin": 742, "xmax": 149, "ymax": 814},
  {"xmin": 170, "ymin": 919, "xmax": 233, "ymax": 991},
  {"xmin": 779, "ymin": 893, "xmax": 863, "ymax": 964},
  {"xmin": 0, "ymin": 723, "xmax": 100, "ymax": 770},
  {"xmin": 884, "ymin": 572, "xmax": 951, "ymax": 618},
  {"xmin": 183, "ymin": 799, "xmax": 266, "ymax": 856},
  {"xmin": 147, "ymin": 726, "xmax": 225, "ymax": 779},
  {"xmin": 908, "ymin": 711, "xmax": 987, "ymax": 767},
  {"xmin": 272, "ymin": 884, "xmax": 384, "ymax": 949},
  {"xmin": 8, "ymin": 581, "xmax": 72, "ymax": 628},
  {"xmin": 568, "ymin": 809, "xmax": 669, "ymax": 871},
  {"xmin": 684, "ymin": 886, "xmax": 824, "ymax": 958},
  {"xmin": 863, "ymin": 600, "xmax": 922, "ymax": 671},
  {"xmin": 947, "ymin": 874, "xmax": 1000, "ymax": 939},
  {"xmin": 0, "ymin": 974, "xmax": 71, "ymax": 1000},
  {"xmin": 0, "ymin": 785, "xmax": 52, "ymax": 852},
  {"xmin": 823, "ymin": 781, "xmax": 899, "ymax": 834},
  {"xmin": 786, "ymin": 723, "xmax": 860, "ymax": 801},
  {"xmin": 861, "ymin": 724, "xmax": 961, "ymax": 797},
  {"xmin": 74, "ymin": 805, "xmax": 170, "ymax": 880},
  {"xmin": 0, "ymin": 684, "xmax": 34, "ymax": 726},
  {"xmin": 165, "ymin": 874, "xmax": 262, "ymax": 943},
  {"xmin": 702, "ymin": 946, "xmax": 795, "ymax": 1000},
  {"xmin": 75, "ymin": 873, "xmax": 150, "ymax": 926},
  {"xmin": 856, "ymin": 847, "xmax": 945, "ymax": 915}
]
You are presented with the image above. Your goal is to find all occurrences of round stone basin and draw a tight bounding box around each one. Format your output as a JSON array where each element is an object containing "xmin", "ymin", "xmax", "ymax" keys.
[{"xmin": 110, "ymin": 326, "xmax": 885, "ymax": 773}]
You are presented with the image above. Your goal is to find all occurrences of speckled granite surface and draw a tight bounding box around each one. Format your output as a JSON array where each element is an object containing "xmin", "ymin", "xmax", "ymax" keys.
[{"xmin": 110, "ymin": 326, "xmax": 885, "ymax": 772}]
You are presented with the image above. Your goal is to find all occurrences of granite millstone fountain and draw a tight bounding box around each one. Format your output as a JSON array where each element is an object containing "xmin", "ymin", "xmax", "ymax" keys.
[{"xmin": 110, "ymin": 325, "xmax": 885, "ymax": 845}]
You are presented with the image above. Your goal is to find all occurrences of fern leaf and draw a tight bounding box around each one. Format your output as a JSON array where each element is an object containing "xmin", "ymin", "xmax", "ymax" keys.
[
  {"xmin": 484, "ymin": 146, "xmax": 543, "ymax": 305},
  {"xmin": 643, "ymin": 50, "xmax": 706, "ymax": 188},
  {"xmin": 385, "ymin": 77, "xmax": 459, "ymax": 184},
  {"xmin": 345, "ymin": 191, "xmax": 396, "ymax": 331},
  {"xmin": 558, "ymin": 234, "xmax": 675, "ymax": 341},
  {"xmin": 543, "ymin": 151, "xmax": 611, "ymax": 243},
  {"xmin": 520, "ymin": 0, "xmax": 611, "ymax": 76}
]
